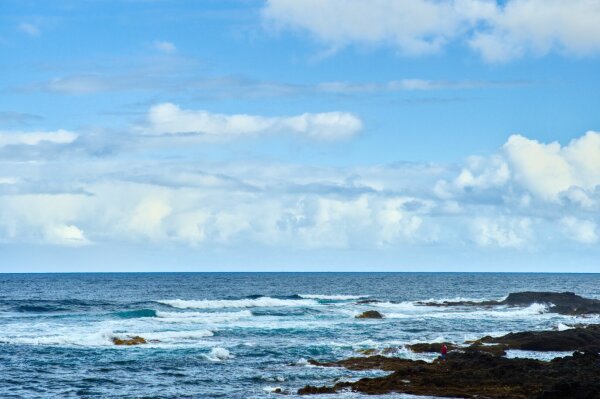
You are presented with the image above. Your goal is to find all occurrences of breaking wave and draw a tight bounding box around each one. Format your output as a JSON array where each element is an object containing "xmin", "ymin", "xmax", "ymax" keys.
[
  {"xmin": 155, "ymin": 310, "xmax": 252, "ymax": 323},
  {"xmin": 157, "ymin": 297, "xmax": 317, "ymax": 309},
  {"xmin": 299, "ymin": 294, "xmax": 369, "ymax": 300},
  {"xmin": 204, "ymin": 347, "xmax": 233, "ymax": 361}
]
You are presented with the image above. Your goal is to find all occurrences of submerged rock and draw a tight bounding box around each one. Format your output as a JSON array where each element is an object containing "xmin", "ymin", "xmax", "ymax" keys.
[
  {"xmin": 112, "ymin": 336, "xmax": 147, "ymax": 346},
  {"xmin": 418, "ymin": 291, "xmax": 600, "ymax": 315},
  {"xmin": 355, "ymin": 310, "xmax": 384, "ymax": 319},
  {"xmin": 356, "ymin": 299, "xmax": 380, "ymax": 304},
  {"xmin": 299, "ymin": 351, "xmax": 600, "ymax": 398}
]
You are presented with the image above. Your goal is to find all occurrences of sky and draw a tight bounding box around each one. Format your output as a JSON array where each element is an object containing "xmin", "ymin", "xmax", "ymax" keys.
[{"xmin": 1, "ymin": 0, "xmax": 600, "ymax": 272}]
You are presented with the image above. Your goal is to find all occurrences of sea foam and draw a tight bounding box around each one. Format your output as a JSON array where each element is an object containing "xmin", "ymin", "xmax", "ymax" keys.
[
  {"xmin": 299, "ymin": 294, "xmax": 369, "ymax": 300},
  {"xmin": 158, "ymin": 297, "xmax": 317, "ymax": 309}
]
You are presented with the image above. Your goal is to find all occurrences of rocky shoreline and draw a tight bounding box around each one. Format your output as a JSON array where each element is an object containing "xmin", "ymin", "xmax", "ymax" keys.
[{"xmin": 295, "ymin": 292, "xmax": 600, "ymax": 398}]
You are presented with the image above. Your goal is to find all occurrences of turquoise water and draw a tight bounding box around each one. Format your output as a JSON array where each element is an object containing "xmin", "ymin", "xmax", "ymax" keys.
[{"xmin": 1, "ymin": 273, "xmax": 599, "ymax": 398}]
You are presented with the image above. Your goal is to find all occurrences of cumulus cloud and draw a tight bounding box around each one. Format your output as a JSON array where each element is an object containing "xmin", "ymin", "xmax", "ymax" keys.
[
  {"xmin": 45, "ymin": 224, "xmax": 90, "ymax": 247},
  {"xmin": 0, "ymin": 129, "xmax": 78, "ymax": 147},
  {"xmin": 0, "ymin": 129, "xmax": 599, "ymax": 254},
  {"xmin": 262, "ymin": 0, "xmax": 600, "ymax": 62},
  {"xmin": 503, "ymin": 131, "xmax": 600, "ymax": 200},
  {"xmin": 142, "ymin": 102, "xmax": 362, "ymax": 140},
  {"xmin": 469, "ymin": 0, "xmax": 600, "ymax": 62},
  {"xmin": 471, "ymin": 217, "xmax": 532, "ymax": 248}
]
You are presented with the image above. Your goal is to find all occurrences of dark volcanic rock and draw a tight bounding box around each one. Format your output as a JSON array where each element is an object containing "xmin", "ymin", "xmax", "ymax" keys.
[
  {"xmin": 501, "ymin": 292, "xmax": 600, "ymax": 315},
  {"xmin": 299, "ymin": 351, "xmax": 600, "ymax": 398},
  {"xmin": 417, "ymin": 291, "xmax": 600, "ymax": 315},
  {"xmin": 112, "ymin": 335, "xmax": 147, "ymax": 346},
  {"xmin": 355, "ymin": 310, "xmax": 384, "ymax": 319},
  {"xmin": 475, "ymin": 324, "xmax": 600, "ymax": 352},
  {"xmin": 406, "ymin": 342, "xmax": 456, "ymax": 353}
]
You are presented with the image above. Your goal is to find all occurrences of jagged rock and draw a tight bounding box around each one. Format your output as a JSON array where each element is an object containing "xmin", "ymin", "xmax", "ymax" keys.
[
  {"xmin": 355, "ymin": 310, "xmax": 383, "ymax": 319},
  {"xmin": 406, "ymin": 343, "xmax": 456, "ymax": 353},
  {"xmin": 299, "ymin": 351, "xmax": 600, "ymax": 397},
  {"xmin": 112, "ymin": 336, "xmax": 147, "ymax": 346},
  {"xmin": 381, "ymin": 347, "xmax": 399, "ymax": 355},
  {"xmin": 418, "ymin": 291, "xmax": 600, "ymax": 315},
  {"xmin": 356, "ymin": 347, "xmax": 400, "ymax": 356},
  {"xmin": 357, "ymin": 348, "xmax": 379, "ymax": 355},
  {"xmin": 297, "ymin": 385, "xmax": 337, "ymax": 394},
  {"xmin": 475, "ymin": 324, "xmax": 600, "ymax": 352},
  {"xmin": 463, "ymin": 343, "xmax": 507, "ymax": 357}
]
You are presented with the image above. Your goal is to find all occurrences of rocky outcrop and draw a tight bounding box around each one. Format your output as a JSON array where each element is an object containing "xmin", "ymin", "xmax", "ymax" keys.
[
  {"xmin": 299, "ymin": 351, "xmax": 600, "ymax": 398},
  {"xmin": 475, "ymin": 324, "xmax": 600, "ymax": 352},
  {"xmin": 406, "ymin": 342, "xmax": 456, "ymax": 353},
  {"xmin": 355, "ymin": 310, "xmax": 383, "ymax": 319},
  {"xmin": 417, "ymin": 291, "xmax": 600, "ymax": 315},
  {"xmin": 298, "ymin": 325, "xmax": 600, "ymax": 397},
  {"xmin": 357, "ymin": 347, "xmax": 400, "ymax": 356},
  {"xmin": 112, "ymin": 336, "xmax": 147, "ymax": 346}
]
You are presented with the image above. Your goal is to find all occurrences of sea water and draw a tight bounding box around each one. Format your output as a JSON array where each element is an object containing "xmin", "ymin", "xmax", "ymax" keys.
[{"xmin": 1, "ymin": 272, "xmax": 599, "ymax": 398}]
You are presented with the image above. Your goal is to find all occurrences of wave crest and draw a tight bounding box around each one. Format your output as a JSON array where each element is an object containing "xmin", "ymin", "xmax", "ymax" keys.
[{"xmin": 157, "ymin": 297, "xmax": 317, "ymax": 309}]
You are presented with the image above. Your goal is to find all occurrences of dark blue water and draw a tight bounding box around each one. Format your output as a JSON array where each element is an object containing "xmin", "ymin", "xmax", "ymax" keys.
[{"xmin": 1, "ymin": 273, "xmax": 599, "ymax": 398}]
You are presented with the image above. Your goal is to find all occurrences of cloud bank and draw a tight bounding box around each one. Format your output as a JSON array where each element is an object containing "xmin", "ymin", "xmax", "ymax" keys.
[
  {"xmin": 1, "ymin": 129, "xmax": 599, "ymax": 252},
  {"xmin": 263, "ymin": 0, "xmax": 600, "ymax": 62}
]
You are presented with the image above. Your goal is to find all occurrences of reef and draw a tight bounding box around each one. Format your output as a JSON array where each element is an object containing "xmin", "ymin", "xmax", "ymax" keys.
[
  {"xmin": 298, "ymin": 325, "xmax": 600, "ymax": 398},
  {"xmin": 418, "ymin": 291, "xmax": 600, "ymax": 316},
  {"xmin": 299, "ymin": 351, "xmax": 600, "ymax": 398},
  {"xmin": 355, "ymin": 310, "xmax": 384, "ymax": 319}
]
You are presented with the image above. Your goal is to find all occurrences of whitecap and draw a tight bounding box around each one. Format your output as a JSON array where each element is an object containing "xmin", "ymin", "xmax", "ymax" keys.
[
  {"xmin": 158, "ymin": 297, "xmax": 317, "ymax": 309},
  {"xmin": 204, "ymin": 347, "xmax": 232, "ymax": 361},
  {"xmin": 155, "ymin": 310, "xmax": 252, "ymax": 323},
  {"xmin": 557, "ymin": 323, "xmax": 574, "ymax": 331},
  {"xmin": 299, "ymin": 294, "xmax": 369, "ymax": 300},
  {"xmin": 142, "ymin": 329, "xmax": 214, "ymax": 341},
  {"xmin": 1, "ymin": 328, "xmax": 115, "ymax": 347}
]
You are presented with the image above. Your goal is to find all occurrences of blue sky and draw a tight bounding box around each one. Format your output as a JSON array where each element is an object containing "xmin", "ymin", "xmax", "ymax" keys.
[{"xmin": 1, "ymin": 0, "xmax": 600, "ymax": 272}]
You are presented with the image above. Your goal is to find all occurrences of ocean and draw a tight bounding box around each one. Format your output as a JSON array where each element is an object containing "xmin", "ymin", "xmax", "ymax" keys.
[{"xmin": 1, "ymin": 272, "xmax": 599, "ymax": 398}]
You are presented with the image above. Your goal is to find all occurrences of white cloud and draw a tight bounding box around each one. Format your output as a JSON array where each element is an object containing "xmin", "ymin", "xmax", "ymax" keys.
[
  {"xmin": 1, "ymin": 129, "xmax": 599, "ymax": 255},
  {"xmin": 560, "ymin": 217, "xmax": 598, "ymax": 244},
  {"xmin": 19, "ymin": 23, "xmax": 40, "ymax": 37},
  {"xmin": 143, "ymin": 102, "xmax": 362, "ymax": 140},
  {"xmin": 0, "ymin": 129, "xmax": 78, "ymax": 147},
  {"xmin": 263, "ymin": 0, "xmax": 600, "ymax": 62},
  {"xmin": 503, "ymin": 131, "xmax": 600, "ymax": 200},
  {"xmin": 0, "ymin": 177, "xmax": 19, "ymax": 185},
  {"xmin": 471, "ymin": 217, "xmax": 532, "ymax": 248},
  {"xmin": 470, "ymin": 0, "xmax": 600, "ymax": 62},
  {"xmin": 263, "ymin": 0, "xmax": 477, "ymax": 56},
  {"xmin": 45, "ymin": 224, "xmax": 90, "ymax": 247},
  {"xmin": 153, "ymin": 40, "xmax": 176, "ymax": 53}
]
